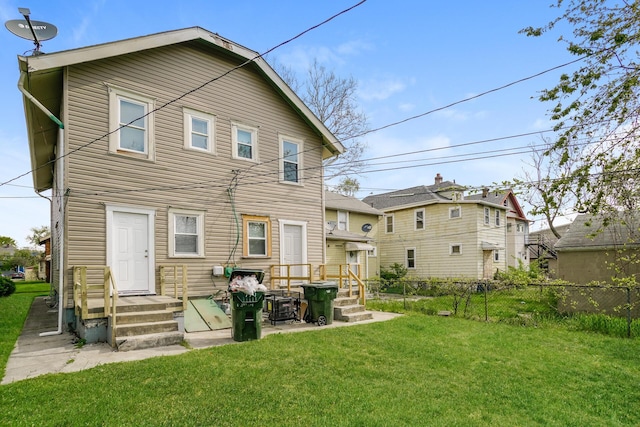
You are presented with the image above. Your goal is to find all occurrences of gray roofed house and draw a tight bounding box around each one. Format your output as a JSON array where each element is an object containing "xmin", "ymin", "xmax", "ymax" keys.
[
  {"xmin": 363, "ymin": 173, "xmax": 465, "ymax": 210},
  {"xmin": 361, "ymin": 174, "xmax": 514, "ymax": 280},
  {"xmin": 325, "ymin": 191, "xmax": 383, "ymax": 281},
  {"xmin": 555, "ymin": 213, "xmax": 640, "ymax": 284}
]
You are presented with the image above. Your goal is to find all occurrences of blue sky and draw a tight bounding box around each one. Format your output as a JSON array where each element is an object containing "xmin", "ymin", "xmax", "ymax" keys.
[{"xmin": 0, "ymin": 0, "xmax": 576, "ymax": 246}]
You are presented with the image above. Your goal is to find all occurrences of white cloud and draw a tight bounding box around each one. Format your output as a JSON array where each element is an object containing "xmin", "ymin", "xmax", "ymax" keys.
[
  {"xmin": 335, "ymin": 39, "xmax": 373, "ymax": 56},
  {"xmin": 360, "ymin": 78, "xmax": 408, "ymax": 101},
  {"xmin": 398, "ymin": 103, "xmax": 415, "ymax": 112}
]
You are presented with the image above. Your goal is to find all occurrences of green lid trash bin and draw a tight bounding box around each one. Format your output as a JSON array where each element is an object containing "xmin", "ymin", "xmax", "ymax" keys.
[
  {"xmin": 228, "ymin": 269, "xmax": 266, "ymax": 342},
  {"xmin": 301, "ymin": 281, "xmax": 338, "ymax": 326}
]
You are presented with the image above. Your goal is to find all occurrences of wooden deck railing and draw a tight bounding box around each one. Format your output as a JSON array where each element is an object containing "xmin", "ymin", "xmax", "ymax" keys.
[
  {"xmin": 269, "ymin": 264, "xmax": 314, "ymax": 291},
  {"xmin": 269, "ymin": 263, "xmax": 366, "ymax": 305},
  {"xmin": 73, "ymin": 265, "xmax": 119, "ymax": 346},
  {"xmin": 158, "ymin": 264, "xmax": 189, "ymax": 311}
]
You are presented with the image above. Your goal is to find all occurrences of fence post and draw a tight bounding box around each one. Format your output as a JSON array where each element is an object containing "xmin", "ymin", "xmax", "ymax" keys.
[
  {"xmin": 484, "ymin": 281, "xmax": 488, "ymax": 322},
  {"xmin": 627, "ymin": 286, "xmax": 632, "ymax": 339}
]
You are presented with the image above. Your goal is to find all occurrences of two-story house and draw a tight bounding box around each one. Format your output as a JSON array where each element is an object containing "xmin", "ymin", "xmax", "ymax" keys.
[
  {"xmin": 467, "ymin": 188, "xmax": 530, "ymax": 269},
  {"xmin": 324, "ymin": 190, "xmax": 383, "ymax": 280},
  {"xmin": 363, "ymin": 174, "xmax": 510, "ymax": 280},
  {"xmin": 18, "ymin": 27, "xmax": 343, "ymax": 346}
]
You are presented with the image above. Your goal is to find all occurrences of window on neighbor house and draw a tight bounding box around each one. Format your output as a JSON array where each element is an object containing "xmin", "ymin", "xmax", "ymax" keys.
[
  {"xmin": 169, "ymin": 209, "xmax": 204, "ymax": 257},
  {"xmin": 280, "ymin": 136, "xmax": 302, "ymax": 184},
  {"xmin": 517, "ymin": 223, "xmax": 524, "ymax": 233},
  {"xmin": 184, "ymin": 108, "xmax": 215, "ymax": 153},
  {"xmin": 415, "ymin": 209, "xmax": 425, "ymax": 230},
  {"xmin": 450, "ymin": 244, "xmax": 462, "ymax": 255},
  {"xmin": 242, "ymin": 215, "xmax": 271, "ymax": 257},
  {"xmin": 337, "ymin": 211, "xmax": 348, "ymax": 231},
  {"xmin": 232, "ymin": 122, "xmax": 258, "ymax": 161},
  {"xmin": 406, "ymin": 248, "xmax": 416, "ymax": 269},
  {"xmin": 484, "ymin": 207, "xmax": 490, "ymax": 225},
  {"xmin": 449, "ymin": 206, "xmax": 461, "ymax": 219},
  {"xmin": 495, "ymin": 210, "xmax": 501, "ymax": 226},
  {"xmin": 385, "ymin": 215, "xmax": 394, "ymax": 233},
  {"xmin": 109, "ymin": 87, "xmax": 155, "ymax": 160}
]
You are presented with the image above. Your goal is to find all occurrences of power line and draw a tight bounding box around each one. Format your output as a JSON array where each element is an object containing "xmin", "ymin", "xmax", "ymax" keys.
[{"xmin": 0, "ymin": 1, "xmax": 367, "ymax": 189}]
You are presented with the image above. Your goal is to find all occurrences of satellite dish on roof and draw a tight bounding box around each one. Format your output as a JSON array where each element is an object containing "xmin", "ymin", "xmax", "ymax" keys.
[{"xmin": 5, "ymin": 8, "xmax": 57, "ymax": 54}]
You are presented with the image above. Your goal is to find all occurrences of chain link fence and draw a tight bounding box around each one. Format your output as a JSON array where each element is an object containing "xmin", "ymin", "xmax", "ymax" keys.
[{"xmin": 365, "ymin": 279, "xmax": 640, "ymax": 338}]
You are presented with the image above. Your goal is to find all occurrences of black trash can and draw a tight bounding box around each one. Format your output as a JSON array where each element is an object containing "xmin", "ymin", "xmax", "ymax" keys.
[
  {"xmin": 228, "ymin": 269, "xmax": 265, "ymax": 342},
  {"xmin": 301, "ymin": 281, "xmax": 338, "ymax": 326}
]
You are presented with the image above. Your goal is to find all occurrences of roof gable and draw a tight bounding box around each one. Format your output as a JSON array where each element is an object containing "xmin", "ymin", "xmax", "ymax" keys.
[
  {"xmin": 18, "ymin": 27, "xmax": 343, "ymax": 192},
  {"xmin": 325, "ymin": 191, "xmax": 383, "ymax": 216},
  {"xmin": 555, "ymin": 213, "xmax": 640, "ymax": 250}
]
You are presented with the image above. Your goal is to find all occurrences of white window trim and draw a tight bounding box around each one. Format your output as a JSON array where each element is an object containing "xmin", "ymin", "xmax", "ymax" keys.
[
  {"xmin": 279, "ymin": 135, "xmax": 303, "ymax": 185},
  {"xmin": 168, "ymin": 208, "xmax": 205, "ymax": 258},
  {"xmin": 449, "ymin": 206, "xmax": 461, "ymax": 219},
  {"xmin": 495, "ymin": 210, "xmax": 501, "ymax": 226},
  {"xmin": 108, "ymin": 86, "xmax": 155, "ymax": 160},
  {"xmin": 484, "ymin": 207, "xmax": 490, "ymax": 226},
  {"xmin": 494, "ymin": 250, "xmax": 500, "ymax": 262},
  {"xmin": 415, "ymin": 208, "xmax": 425, "ymax": 230},
  {"xmin": 183, "ymin": 108, "xmax": 216, "ymax": 154},
  {"xmin": 385, "ymin": 214, "xmax": 394, "ymax": 234},
  {"xmin": 450, "ymin": 244, "xmax": 462, "ymax": 255},
  {"xmin": 337, "ymin": 210, "xmax": 349, "ymax": 231},
  {"xmin": 231, "ymin": 121, "xmax": 259, "ymax": 162},
  {"xmin": 367, "ymin": 247, "xmax": 377, "ymax": 257},
  {"xmin": 406, "ymin": 247, "xmax": 416, "ymax": 269}
]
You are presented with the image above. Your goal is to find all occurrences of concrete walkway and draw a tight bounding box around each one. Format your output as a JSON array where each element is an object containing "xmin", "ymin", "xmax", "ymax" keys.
[{"xmin": 2, "ymin": 297, "xmax": 400, "ymax": 384}]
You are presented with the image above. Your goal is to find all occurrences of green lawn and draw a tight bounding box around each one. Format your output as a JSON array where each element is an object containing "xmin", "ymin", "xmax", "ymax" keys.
[{"xmin": 1, "ymin": 291, "xmax": 639, "ymax": 426}]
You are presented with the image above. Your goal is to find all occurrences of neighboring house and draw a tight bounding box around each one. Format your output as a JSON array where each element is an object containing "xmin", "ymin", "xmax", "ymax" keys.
[
  {"xmin": 18, "ymin": 27, "xmax": 343, "ymax": 343},
  {"xmin": 39, "ymin": 235, "xmax": 51, "ymax": 282},
  {"xmin": 362, "ymin": 174, "xmax": 510, "ymax": 280},
  {"xmin": 324, "ymin": 190, "xmax": 383, "ymax": 280},
  {"xmin": 555, "ymin": 213, "xmax": 640, "ymax": 285},
  {"xmin": 467, "ymin": 188, "xmax": 530, "ymax": 270}
]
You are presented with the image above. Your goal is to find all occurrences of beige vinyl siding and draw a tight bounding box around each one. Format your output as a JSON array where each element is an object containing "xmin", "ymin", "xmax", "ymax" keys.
[
  {"xmin": 63, "ymin": 42, "xmax": 325, "ymax": 298},
  {"xmin": 379, "ymin": 203, "xmax": 507, "ymax": 279}
]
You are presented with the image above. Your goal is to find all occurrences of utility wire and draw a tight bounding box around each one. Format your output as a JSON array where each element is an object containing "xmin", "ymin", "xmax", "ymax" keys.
[{"xmin": 0, "ymin": 0, "xmax": 367, "ymax": 189}]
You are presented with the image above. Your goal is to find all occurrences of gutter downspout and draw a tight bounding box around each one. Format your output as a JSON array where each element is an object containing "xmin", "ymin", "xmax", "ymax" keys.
[{"xmin": 18, "ymin": 71, "xmax": 66, "ymax": 337}]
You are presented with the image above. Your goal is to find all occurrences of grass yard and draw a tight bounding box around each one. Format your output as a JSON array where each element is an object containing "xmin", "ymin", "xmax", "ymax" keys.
[{"xmin": 1, "ymin": 298, "xmax": 639, "ymax": 426}]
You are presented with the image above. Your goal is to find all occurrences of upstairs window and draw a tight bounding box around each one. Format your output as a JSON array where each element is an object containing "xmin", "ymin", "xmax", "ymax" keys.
[
  {"xmin": 415, "ymin": 209, "xmax": 425, "ymax": 230},
  {"xmin": 450, "ymin": 244, "xmax": 462, "ymax": 255},
  {"xmin": 385, "ymin": 215, "xmax": 394, "ymax": 233},
  {"xmin": 449, "ymin": 206, "xmax": 461, "ymax": 219},
  {"xmin": 184, "ymin": 108, "xmax": 215, "ymax": 153},
  {"xmin": 108, "ymin": 86, "xmax": 155, "ymax": 160},
  {"xmin": 484, "ymin": 207, "xmax": 490, "ymax": 225},
  {"xmin": 337, "ymin": 211, "xmax": 348, "ymax": 231},
  {"xmin": 495, "ymin": 210, "xmax": 501, "ymax": 226},
  {"xmin": 232, "ymin": 122, "xmax": 258, "ymax": 161},
  {"xmin": 280, "ymin": 136, "xmax": 302, "ymax": 184}
]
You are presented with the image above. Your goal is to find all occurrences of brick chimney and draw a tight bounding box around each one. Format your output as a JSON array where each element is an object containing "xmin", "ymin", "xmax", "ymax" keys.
[
  {"xmin": 434, "ymin": 173, "xmax": 443, "ymax": 185},
  {"xmin": 482, "ymin": 188, "xmax": 489, "ymax": 198}
]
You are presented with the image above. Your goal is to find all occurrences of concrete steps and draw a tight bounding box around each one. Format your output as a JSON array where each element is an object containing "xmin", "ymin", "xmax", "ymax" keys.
[
  {"xmin": 334, "ymin": 289, "xmax": 373, "ymax": 323},
  {"xmin": 107, "ymin": 297, "xmax": 184, "ymax": 351}
]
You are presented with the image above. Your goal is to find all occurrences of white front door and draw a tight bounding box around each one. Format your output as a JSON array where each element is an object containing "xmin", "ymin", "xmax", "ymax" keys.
[
  {"xmin": 346, "ymin": 250, "xmax": 361, "ymax": 277},
  {"xmin": 280, "ymin": 220, "xmax": 308, "ymax": 281},
  {"xmin": 107, "ymin": 206, "xmax": 155, "ymax": 295}
]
